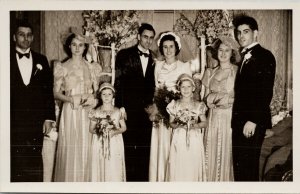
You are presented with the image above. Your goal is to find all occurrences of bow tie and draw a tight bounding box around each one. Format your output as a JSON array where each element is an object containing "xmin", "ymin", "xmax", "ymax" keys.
[
  {"xmin": 17, "ymin": 51, "xmax": 30, "ymax": 59},
  {"xmin": 241, "ymin": 47, "xmax": 253, "ymax": 55},
  {"xmin": 138, "ymin": 50, "xmax": 150, "ymax": 58}
]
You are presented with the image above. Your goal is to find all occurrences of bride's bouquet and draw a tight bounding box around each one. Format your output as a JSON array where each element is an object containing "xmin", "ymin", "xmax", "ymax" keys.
[{"xmin": 145, "ymin": 85, "xmax": 180, "ymax": 127}]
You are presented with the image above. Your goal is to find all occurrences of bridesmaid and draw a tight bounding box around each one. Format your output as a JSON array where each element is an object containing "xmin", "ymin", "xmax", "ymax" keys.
[
  {"xmin": 53, "ymin": 30, "xmax": 99, "ymax": 182},
  {"xmin": 202, "ymin": 36, "xmax": 240, "ymax": 181},
  {"xmin": 149, "ymin": 32, "xmax": 192, "ymax": 181}
]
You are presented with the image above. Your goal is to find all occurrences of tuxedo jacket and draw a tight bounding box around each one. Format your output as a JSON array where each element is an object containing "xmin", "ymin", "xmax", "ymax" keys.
[
  {"xmin": 232, "ymin": 44, "xmax": 276, "ymax": 129},
  {"xmin": 115, "ymin": 45, "xmax": 155, "ymax": 111},
  {"xmin": 10, "ymin": 49, "xmax": 56, "ymax": 144},
  {"xmin": 114, "ymin": 45, "xmax": 155, "ymax": 146}
]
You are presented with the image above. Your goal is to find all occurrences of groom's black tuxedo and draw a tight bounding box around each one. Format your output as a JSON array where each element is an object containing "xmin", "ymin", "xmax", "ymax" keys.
[
  {"xmin": 10, "ymin": 49, "xmax": 55, "ymax": 182},
  {"xmin": 115, "ymin": 45, "xmax": 155, "ymax": 181},
  {"xmin": 232, "ymin": 44, "xmax": 276, "ymax": 181}
]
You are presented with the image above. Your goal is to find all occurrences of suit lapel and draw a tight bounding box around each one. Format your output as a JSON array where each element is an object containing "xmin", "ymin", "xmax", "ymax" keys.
[
  {"xmin": 239, "ymin": 44, "xmax": 260, "ymax": 74},
  {"xmin": 11, "ymin": 50, "xmax": 25, "ymax": 86},
  {"xmin": 29, "ymin": 51, "xmax": 37, "ymax": 84},
  {"xmin": 133, "ymin": 46, "xmax": 144, "ymax": 77},
  {"xmin": 145, "ymin": 53, "xmax": 154, "ymax": 78}
]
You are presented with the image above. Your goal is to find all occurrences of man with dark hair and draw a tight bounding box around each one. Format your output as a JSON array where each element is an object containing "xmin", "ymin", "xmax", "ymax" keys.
[
  {"xmin": 231, "ymin": 15, "xmax": 276, "ymax": 181},
  {"xmin": 10, "ymin": 20, "xmax": 56, "ymax": 182},
  {"xmin": 115, "ymin": 23, "xmax": 156, "ymax": 181}
]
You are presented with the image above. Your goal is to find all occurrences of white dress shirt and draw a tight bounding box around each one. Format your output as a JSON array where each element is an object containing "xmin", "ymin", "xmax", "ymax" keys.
[
  {"xmin": 138, "ymin": 45, "xmax": 150, "ymax": 76},
  {"xmin": 16, "ymin": 47, "xmax": 32, "ymax": 86}
]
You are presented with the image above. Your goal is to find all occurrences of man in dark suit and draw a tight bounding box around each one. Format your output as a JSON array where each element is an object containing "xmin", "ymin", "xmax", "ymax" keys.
[
  {"xmin": 115, "ymin": 23, "xmax": 156, "ymax": 181},
  {"xmin": 10, "ymin": 20, "xmax": 56, "ymax": 182},
  {"xmin": 231, "ymin": 15, "xmax": 276, "ymax": 181}
]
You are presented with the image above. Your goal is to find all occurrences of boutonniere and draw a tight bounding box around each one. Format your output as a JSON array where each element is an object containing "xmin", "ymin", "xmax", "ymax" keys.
[
  {"xmin": 244, "ymin": 51, "xmax": 252, "ymax": 63},
  {"xmin": 34, "ymin": 64, "xmax": 43, "ymax": 76}
]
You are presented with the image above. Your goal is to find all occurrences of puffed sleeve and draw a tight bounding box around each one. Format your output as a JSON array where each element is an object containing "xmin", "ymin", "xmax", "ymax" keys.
[
  {"xmin": 198, "ymin": 101, "xmax": 208, "ymax": 115},
  {"xmin": 201, "ymin": 68, "xmax": 212, "ymax": 88},
  {"xmin": 53, "ymin": 61, "xmax": 66, "ymax": 93},
  {"xmin": 166, "ymin": 99, "xmax": 177, "ymax": 117},
  {"xmin": 119, "ymin": 107, "xmax": 127, "ymax": 121},
  {"xmin": 88, "ymin": 109, "xmax": 97, "ymax": 121},
  {"xmin": 154, "ymin": 60, "xmax": 163, "ymax": 88}
]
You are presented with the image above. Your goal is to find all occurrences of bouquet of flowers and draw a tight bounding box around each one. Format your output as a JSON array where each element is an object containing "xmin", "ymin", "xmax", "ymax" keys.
[
  {"xmin": 95, "ymin": 115, "xmax": 116, "ymax": 158},
  {"xmin": 174, "ymin": 108, "xmax": 198, "ymax": 147},
  {"xmin": 145, "ymin": 86, "xmax": 180, "ymax": 127},
  {"xmin": 82, "ymin": 10, "xmax": 140, "ymax": 48},
  {"xmin": 174, "ymin": 10, "xmax": 233, "ymax": 43}
]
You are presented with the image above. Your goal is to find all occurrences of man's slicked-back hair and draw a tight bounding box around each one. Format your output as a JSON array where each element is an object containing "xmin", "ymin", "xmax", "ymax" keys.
[
  {"xmin": 138, "ymin": 23, "xmax": 156, "ymax": 36},
  {"xmin": 14, "ymin": 19, "xmax": 34, "ymax": 34},
  {"xmin": 232, "ymin": 15, "xmax": 258, "ymax": 31}
]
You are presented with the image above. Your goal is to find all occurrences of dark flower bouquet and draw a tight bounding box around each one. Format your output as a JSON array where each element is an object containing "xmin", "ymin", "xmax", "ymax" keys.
[
  {"xmin": 174, "ymin": 108, "xmax": 198, "ymax": 147},
  {"xmin": 95, "ymin": 115, "xmax": 116, "ymax": 158},
  {"xmin": 145, "ymin": 85, "xmax": 180, "ymax": 127}
]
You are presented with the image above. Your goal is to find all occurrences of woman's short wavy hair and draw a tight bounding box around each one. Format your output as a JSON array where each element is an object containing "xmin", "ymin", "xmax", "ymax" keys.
[{"xmin": 211, "ymin": 37, "xmax": 241, "ymax": 64}]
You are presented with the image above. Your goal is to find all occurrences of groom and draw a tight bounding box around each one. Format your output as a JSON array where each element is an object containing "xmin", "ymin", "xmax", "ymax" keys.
[
  {"xmin": 115, "ymin": 23, "xmax": 156, "ymax": 181},
  {"xmin": 231, "ymin": 15, "xmax": 276, "ymax": 181},
  {"xmin": 10, "ymin": 20, "xmax": 56, "ymax": 182}
]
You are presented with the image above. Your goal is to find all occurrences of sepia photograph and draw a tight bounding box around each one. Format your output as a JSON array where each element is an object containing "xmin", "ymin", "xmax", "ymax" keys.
[{"xmin": 0, "ymin": 0, "xmax": 298, "ymax": 193}]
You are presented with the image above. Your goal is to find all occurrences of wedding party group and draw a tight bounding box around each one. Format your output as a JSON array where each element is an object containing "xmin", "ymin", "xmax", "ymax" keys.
[{"xmin": 10, "ymin": 14, "xmax": 276, "ymax": 182}]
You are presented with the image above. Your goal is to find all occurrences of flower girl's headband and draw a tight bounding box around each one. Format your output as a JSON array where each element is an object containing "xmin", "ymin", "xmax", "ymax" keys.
[
  {"xmin": 99, "ymin": 82, "xmax": 115, "ymax": 93},
  {"xmin": 157, "ymin": 32, "xmax": 182, "ymax": 49},
  {"xmin": 176, "ymin": 73, "xmax": 196, "ymax": 88}
]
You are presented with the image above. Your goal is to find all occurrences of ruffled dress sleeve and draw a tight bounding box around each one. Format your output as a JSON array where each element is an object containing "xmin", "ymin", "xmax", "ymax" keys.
[
  {"xmin": 154, "ymin": 60, "xmax": 163, "ymax": 88},
  {"xmin": 53, "ymin": 61, "xmax": 66, "ymax": 93},
  {"xmin": 119, "ymin": 107, "xmax": 127, "ymax": 121},
  {"xmin": 198, "ymin": 101, "xmax": 208, "ymax": 116},
  {"xmin": 166, "ymin": 99, "xmax": 177, "ymax": 117},
  {"xmin": 88, "ymin": 109, "xmax": 97, "ymax": 121}
]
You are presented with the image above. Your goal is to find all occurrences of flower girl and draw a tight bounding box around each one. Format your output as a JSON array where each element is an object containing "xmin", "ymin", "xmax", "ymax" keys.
[
  {"xmin": 166, "ymin": 74, "xmax": 207, "ymax": 181},
  {"xmin": 87, "ymin": 82, "xmax": 127, "ymax": 181}
]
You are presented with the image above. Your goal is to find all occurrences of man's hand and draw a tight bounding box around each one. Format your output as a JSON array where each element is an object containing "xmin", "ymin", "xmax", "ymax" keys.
[
  {"xmin": 43, "ymin": 120, "xmax": 56, "ymax": 135},
  {"xmin": 243, "ymin": 121, "xmax": 256, "ymax": 138}
]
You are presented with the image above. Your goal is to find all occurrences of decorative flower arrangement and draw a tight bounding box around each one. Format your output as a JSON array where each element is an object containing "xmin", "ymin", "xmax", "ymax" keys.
[
  {"xmin": 174, "ymin": 108, "xmax": 198, "ymax": 147},
  {"xmin": 174, "ymin": 10, "xmax": 233, "ymax": 44},
  {"xmin": 95, "ymin": 114, "xmax": 116, "ymax": 158},
  {"xmin": 145, "ymin": 86, "xmax": 180, "ymax": 127},
  {"xmin": 82, "ymin": 10, "xmax": 140, "ymax": 48}
]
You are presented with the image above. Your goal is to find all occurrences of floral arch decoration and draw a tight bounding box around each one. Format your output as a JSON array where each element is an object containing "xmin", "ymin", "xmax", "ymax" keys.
[{"xmin": 82, "ymin": 10, "xmax": 141, "ymax": 85}]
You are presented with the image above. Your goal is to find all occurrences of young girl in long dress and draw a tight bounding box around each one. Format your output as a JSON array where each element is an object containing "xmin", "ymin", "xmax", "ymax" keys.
[
  {"xmin": 87, "ymin": 82, "xmax": 127, "ymax": 181},
  {"xmin": 166, "ymin": 74, "xmax": 207, "ymax": 181}
]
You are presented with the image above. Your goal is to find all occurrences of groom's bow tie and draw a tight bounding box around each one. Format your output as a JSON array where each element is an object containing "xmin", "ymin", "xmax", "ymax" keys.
[
  {"xmin": 138, "ymin": 50, "xmax": 150, "ymax": 58},
  {"xmin": 17, "ymin": 51, "xmax": 30, "ymax": 59}
]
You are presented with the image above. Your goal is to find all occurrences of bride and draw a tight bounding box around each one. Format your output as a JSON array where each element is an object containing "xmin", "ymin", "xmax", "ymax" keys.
[{"xmin": 149, "ymin": 32, "xmax": 192, "ymax": 181}]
